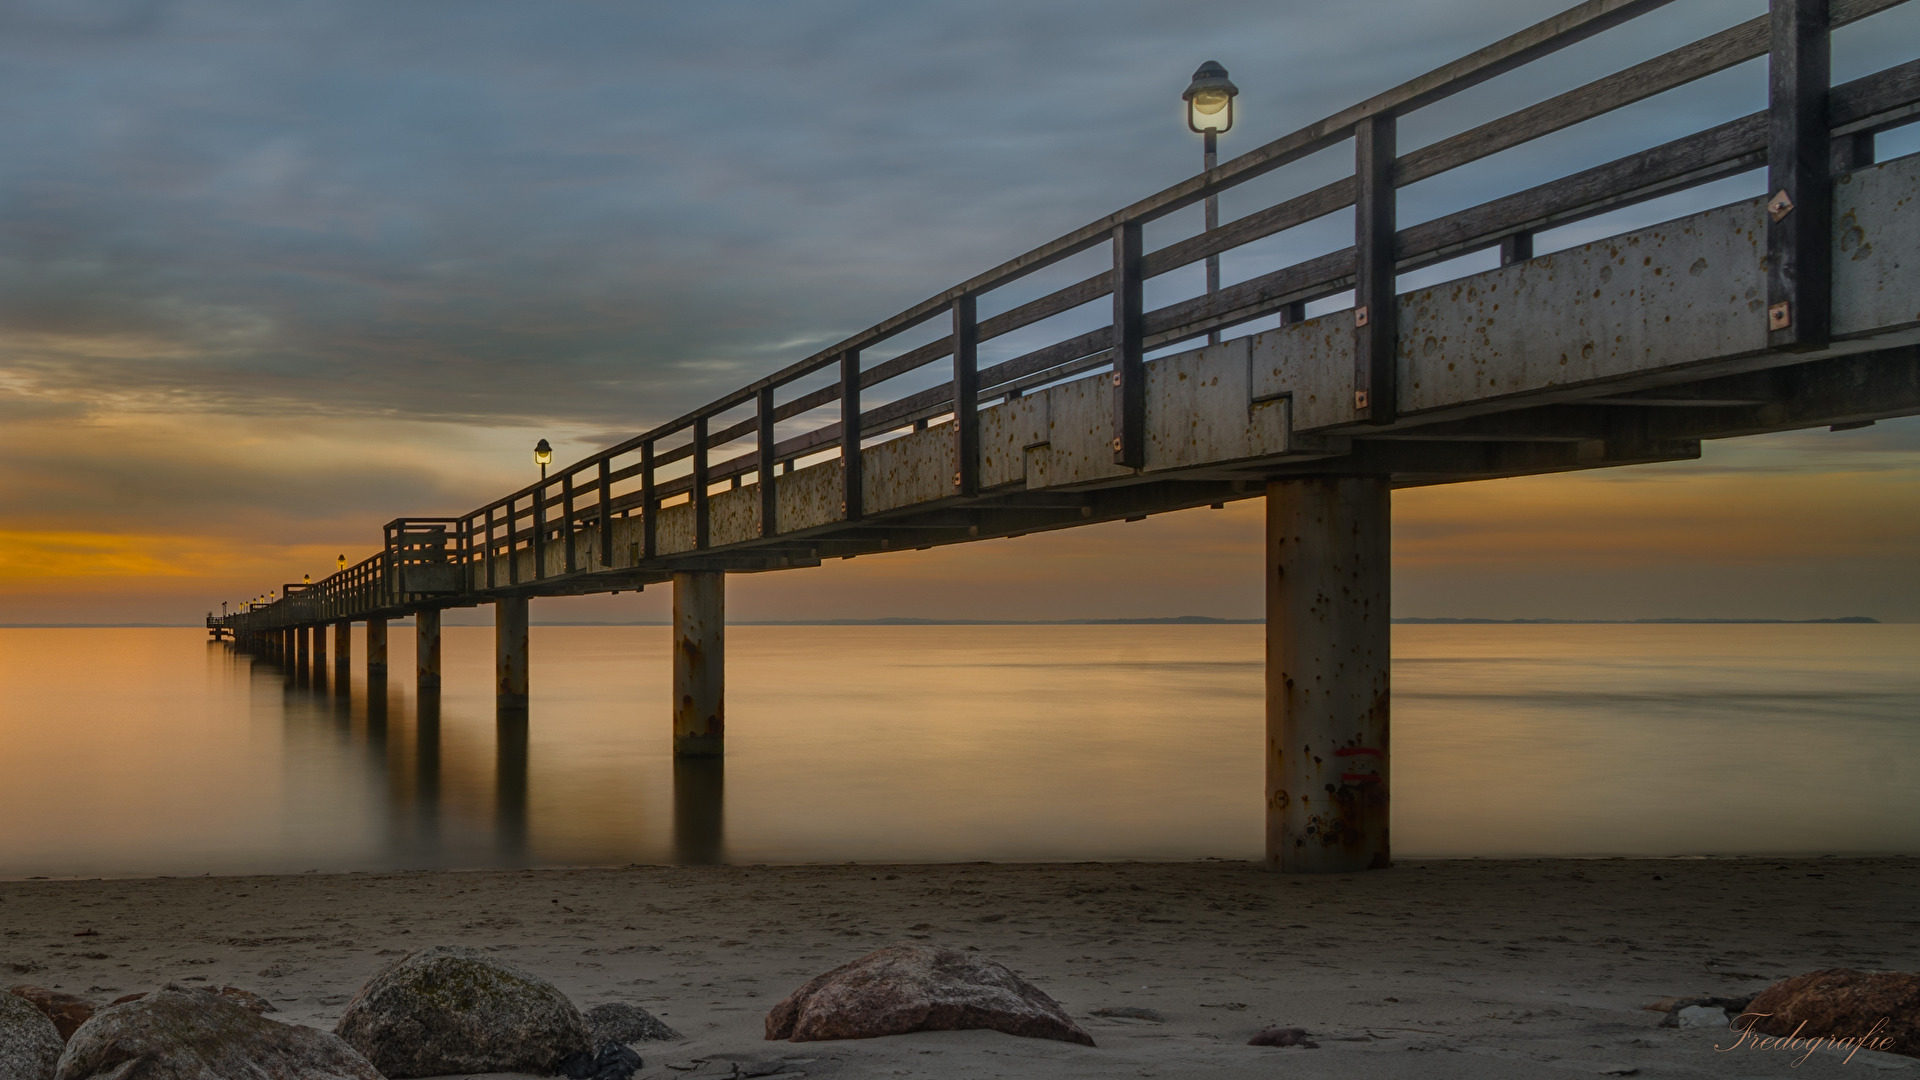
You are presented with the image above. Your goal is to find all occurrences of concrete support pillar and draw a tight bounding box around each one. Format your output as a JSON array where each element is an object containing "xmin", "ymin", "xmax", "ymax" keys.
[
  {"xmin": 416, "ymin": 608, "xmax": 442, "ymax": 689},
  {"xmin": 333, "ymin": 621, "xmax": 351, "ymax": 679},
  {"xmin": 296, "ymin": 625, "xmax": 311, "ymax": 675},
  {"xmin": 495, "ymin": 596, "xmax": 529, "ymax": 709},
  {"xmin": 366, "ymin": 617, "xmax": 388, "ymax": 677},
  {"xmin": 1265, "ymin": 476, "xmax": 1392, "ymax": 873},
  {"xmin": 672, "ymin": 571, "xmax": 724, "ymax": 758},
  {"xmin": 281, "ymin": 628, "xmax": 294, "ymax": 663},
  {"xmin": 312, "ymin": 620, "xmax": 328, "ymax": 672}
]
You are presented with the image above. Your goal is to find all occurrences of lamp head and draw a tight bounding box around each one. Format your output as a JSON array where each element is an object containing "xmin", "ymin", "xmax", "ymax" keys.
[
  {"xmin": 533, "ymin": 438, "xmax": 554, "ymax": 468},
  {"xmin": 1183, "ymin": 60, "xmax": 1238, "ymax": 134}
]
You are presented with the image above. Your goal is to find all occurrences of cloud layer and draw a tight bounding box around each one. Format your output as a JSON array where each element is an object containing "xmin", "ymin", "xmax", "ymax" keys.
[{"xmin": 4, "ymin": 0, "xmax": 1917, "ymax": 622}]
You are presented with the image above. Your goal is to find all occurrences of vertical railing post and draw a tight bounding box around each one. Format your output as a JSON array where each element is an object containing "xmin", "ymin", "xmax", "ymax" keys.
[
  {"xmin": 484, "ymin": 506, "xmax": 497, "ymax": 588},
  {"xmin": 841, "ymin": 350, "xmax": 863, "ymax": 521},
  {"xmin": 1766, "ymin": 0, "xmax": 1831, "ymax": 351},
  {"xmin": 506, "ymin": 498, "xmax": 520, "ymax": 585},
  {"xmin": 693, "ymin": 416, "xmax": 711, "ymax": 549},
  {"xmin": 1353, "ymin": 113, "xmax": 1398, "ymax": 425},
  {"xmin": 1110, "ymin": 222, "xmax": 1144, "ymax": 468},
  {"xmin": 532, "ymin": 485, "xmax": 547, "ymax": 579},
  {"xmin": 597, "ymin": 459, "xmax": 613, "ymax": 569},
  {"xmin": 952, "ymin": 294, "xmax": 980, "ymax": 497},
  {"xmin": 641, "ymin": 441, "xmax": 658, "ymax": 561},
  {"xmin": 757, "ymin": 386, "xmax": 778, "ymax": 538},
  {"xmin": 1830, "ymin": 131, "xmax": 1873, "ymax": 174},
  {"xmin": 560, "ymin": 473, "xmax": 575, "ymax": 573}
]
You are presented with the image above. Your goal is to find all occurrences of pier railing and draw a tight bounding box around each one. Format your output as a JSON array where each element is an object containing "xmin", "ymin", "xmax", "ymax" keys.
[{"xmin": 221, "ymin": 0, "xmax": 1920, "ymax": 632}]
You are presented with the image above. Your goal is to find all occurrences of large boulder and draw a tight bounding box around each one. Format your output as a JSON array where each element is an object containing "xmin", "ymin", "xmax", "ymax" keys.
[
  {"xmin": 53, "ymin": 984, "xmax": 377, "ymax": 1080},
  {"xmin": 0, "ymin": 991, "xmax": 63, "ymax": 1080},
  {"xmin": 104, "ymin": 987, "xmax": 273, "ymax": 1016},
  {"xmin": 765, "ymin": 944, "xmax": 1094, "ymax": 1046},
  {"xmin": 7, "ymin": 987, "xmax": 95, "ymax": 1042},
  {"xmin": 1743, "ymin": 969, "xmax": 1920, "ymax": 1058},
  {"xmin": 585, "ymin": 1002, "xmax": 682, "ymax": 1044},
  {"xmin": 333, "ymin": 944, "xmax": 592, "ymax": 1077}
]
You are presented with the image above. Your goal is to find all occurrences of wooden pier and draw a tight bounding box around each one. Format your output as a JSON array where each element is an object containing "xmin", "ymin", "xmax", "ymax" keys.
[{"xmin": 212, "ymin": 0, "xmax": 1920, "ymax": 872}]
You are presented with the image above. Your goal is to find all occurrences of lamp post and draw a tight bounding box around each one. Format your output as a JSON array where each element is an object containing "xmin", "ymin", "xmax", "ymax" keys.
[
  {"xmin": 534, "ymin": 439, "xmax": 553, "ymax": 481},
  {"xmin": 1184, "ymin": 61, "xmax": 1238, "ymax": 346},
  {"xmin": 337, "ymin": 554, "xmax": 347, "ymax": 573}
]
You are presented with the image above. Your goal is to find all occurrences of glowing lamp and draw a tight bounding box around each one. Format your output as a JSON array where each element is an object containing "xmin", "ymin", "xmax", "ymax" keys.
[{"xmin": 1183, "ymin": 61, "xmax": 1238, "ymax": 134}]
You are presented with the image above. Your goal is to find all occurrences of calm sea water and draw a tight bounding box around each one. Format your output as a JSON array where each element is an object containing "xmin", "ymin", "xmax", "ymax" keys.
[{"xmin": 1, "ymin": 624, "xmax": 1915, "ymax": 878}]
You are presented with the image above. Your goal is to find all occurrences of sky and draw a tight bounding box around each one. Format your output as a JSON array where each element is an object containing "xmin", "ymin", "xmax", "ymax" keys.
[{"xmin": 2, "ymin": 0, "xmax": 1917, "ymax": 625}]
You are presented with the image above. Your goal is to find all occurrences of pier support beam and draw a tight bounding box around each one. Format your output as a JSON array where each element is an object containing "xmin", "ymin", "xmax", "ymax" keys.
[
  {"xmin": 296, "ymin": 625, "xmax": 310, "ymax": 676},
  {"xmin": 416, "ymin": 608, "xmax": 442, "ymax": 689},
  {"xmin": 1265, "ymin": 476, "xmax": 1391, "ymax": 873},
  {"xmin": 496, "ymin": 596, "xmax": 529, "ymax": 709},
  {"xmin": 672, "ymin": 571, "xmax": 724, "ymax": 758},
  {"xmin": 366, "ymin": 617, "xmax": 388, "ymax": 678},
  {"xmin": 312, "ymin": 622, "xmax": 327, "ymax": 679},
  {"xmin": 334, "ymin": 621, "xmax": 351, "ymax": 680}
]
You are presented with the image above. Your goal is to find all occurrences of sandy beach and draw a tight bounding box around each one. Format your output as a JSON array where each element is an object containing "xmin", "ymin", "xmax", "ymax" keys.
[{"xmin": 5, "ymin": 858, "xmax": 1917, "ymax": 1078}]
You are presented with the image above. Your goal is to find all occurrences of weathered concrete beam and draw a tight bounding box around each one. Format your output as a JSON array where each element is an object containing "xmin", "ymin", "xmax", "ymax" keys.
[
  {"xmin": 673, "ymin": 571, "xmax": 724, "ymax": 758},
  {"xmin": 496, "ymin": 597, "xmax": 528, "ymax": 709},
  {"xmin": 416, "ymin": 608, "xmax": 441, "ymax": 690},
  {"xmin": 366, "ymin": 617, "xmax": 388, "ymax": 678},
  {"xmin": 1266, "ymin": 476, "xmax": 1391, "ymax": 874},
  {"xmin": 333, "ymin": 620, "xmax": 351, "ymax": 680}
]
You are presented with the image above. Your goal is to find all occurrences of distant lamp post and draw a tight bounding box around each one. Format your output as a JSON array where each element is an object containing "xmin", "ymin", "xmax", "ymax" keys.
[
  {"xmin": 534, "ymin": 438, "xmax": 554, "ymax": 480},
  {"xmin": 337, "ymin": 554, "xmax": 347, "ymax": 572},
  {"xmin": 1183, "ymin": 60, "xmax": 1238, "ymax": 345},
  {"xmin": 303, "ymin": 573, "xmax": 311, "ymax": 585}
]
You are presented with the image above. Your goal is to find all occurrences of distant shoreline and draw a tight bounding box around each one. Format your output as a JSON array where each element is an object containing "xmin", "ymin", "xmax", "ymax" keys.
[{"xmin": 3, "ymin": 616, "xmax": 1887, "ymax": 628}]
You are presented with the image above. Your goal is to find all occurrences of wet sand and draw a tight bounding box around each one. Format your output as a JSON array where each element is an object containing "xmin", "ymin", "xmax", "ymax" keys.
[{"xmin": 4, "ymin": 858, "xmax": 1917, "ymax": 1078}]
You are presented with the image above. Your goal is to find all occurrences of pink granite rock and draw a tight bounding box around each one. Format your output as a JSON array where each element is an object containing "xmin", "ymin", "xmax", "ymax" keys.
[
  {"xmin": 1743, "ymin": 969, "xmax": 1919, "ymax": 1058},
  {"xmin": 765, "ymin": 944, "xmax": 1093, "ymax": 1046}
]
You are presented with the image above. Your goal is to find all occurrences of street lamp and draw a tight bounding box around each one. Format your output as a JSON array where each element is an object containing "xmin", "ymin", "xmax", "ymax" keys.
[
  {"xmin": 1183, "ymin": 61, "xmax": 1238, "ymax": 345},
  {"xmin": 337, "ymin": 554, "xmax": 347, "ymax": 572},
  {"xmin": 533, "ymin": 438, "xmax": 554, "ymax": 480}
]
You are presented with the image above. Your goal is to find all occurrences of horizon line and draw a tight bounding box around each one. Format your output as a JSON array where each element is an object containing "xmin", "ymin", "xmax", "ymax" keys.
[{"xmin": 1, "ymin": 616, "xmax": 1890, "ymax": 628}]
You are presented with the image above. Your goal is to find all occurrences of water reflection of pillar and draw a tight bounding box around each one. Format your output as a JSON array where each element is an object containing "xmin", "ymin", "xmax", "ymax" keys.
[
  {"xmin": 495, "ymin": 710, "xmax": 530, "ymax": 863},
  {"xmin": 333, "ymin": 621, "xmax": 352, "ymax": 687},
  {"xmin": 414, "ymin": 689, "xmax": 443, "ymax": 845},
  {"xmin": 672, "ymin": 758, "xmax": 725, "ymax": 865},
  {"xmin": 366, "ymin": 673, "xmax": 391, "ymax": 756},
  {"xmin": 311, "ymin": 623, "xmax": 328, "ymax": 692}
]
